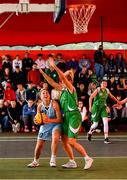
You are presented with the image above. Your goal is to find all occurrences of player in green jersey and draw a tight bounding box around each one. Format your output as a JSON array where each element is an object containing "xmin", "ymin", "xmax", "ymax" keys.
[
  {"xmin": 40, "ymin": 57, "xmax": 93, "ymax": 170},
  {"xmin": 88, "ymin": 80, "xmax": 120, "ymax": 144}
]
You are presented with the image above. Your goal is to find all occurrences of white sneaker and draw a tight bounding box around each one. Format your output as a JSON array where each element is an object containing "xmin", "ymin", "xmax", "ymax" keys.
[
  {"xmin": 49, "ymin": 161, "xmax": 56, "ymax": 167},
  {"xmin": 27, "ymin": 161, "xmax": 39, "ymax": 168},
  {"xmin": 62, "ymin": 160, "xmax": 77, "ymax": 168},
  {"xmin": 84, "ymin": 157, "xmax": 93, "ymax": 170}
]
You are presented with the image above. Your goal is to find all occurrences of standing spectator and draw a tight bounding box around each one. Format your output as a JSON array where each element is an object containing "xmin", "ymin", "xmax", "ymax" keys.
[
  {"xmin": 22, "ymin": 52, "xmax": 33, "ymax": 77},
  {"xmin": 79, "ymin": 54, "xmax": 91, "ymax": 70},
  {"xmin": 94, "ymin": 45, "xmax": 106, "ymax": 81},
  {"xmin": 22, "ymin": 99, "xmax": 36, "ymax": 132},
  {"xmin": 27, "ymin": 63, "xmax": 41, "ymax": 87},
  {"xmin": 12, "ymin": 55, "xmax": 22, "ymax": 72},
  {"xmin": 0, "ymin": 99, "xmax": 10, "ymax": 132}
]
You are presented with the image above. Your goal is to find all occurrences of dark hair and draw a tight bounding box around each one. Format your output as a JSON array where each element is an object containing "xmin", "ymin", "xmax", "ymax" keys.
[{"xmin": 37, "ymin": 53, "xmax": 43, "ymax": 57}]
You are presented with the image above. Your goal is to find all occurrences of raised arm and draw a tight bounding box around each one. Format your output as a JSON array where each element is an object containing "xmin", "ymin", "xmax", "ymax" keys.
[
  {"xmin": 39, "ymin": 69, "xmax": 62, "ymax": 91},
  {"xmin": 50, "ymin": 58, "xmax": 74, "ymax": 93}
]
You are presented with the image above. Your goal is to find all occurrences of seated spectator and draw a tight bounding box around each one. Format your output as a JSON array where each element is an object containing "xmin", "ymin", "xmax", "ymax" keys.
[
  {"xmin": 35, "ymin": 53, "xmax": 46, "ymax": 70},
  {"xmin": 55, "ymin": 53, "xmax": 67, "ymax": 72},
  {"xmin": 25, "ymin": 81, "xmax": 38, "ymax": 102},
  {"xmin": 16, "ymin": 83, "xmax": 26, "ymax": 115},
  {"xmin": 78, "ymin": 66, "xmax": 89, "ymax": 88},
  {"xmin": 27, "ymin": 63, "xmax": 41, "ymax": 87},
  {"xmin": 4, "ymin": 83, "xmax": 16, "ymax": 106},
  {"xmin": 0, "ymin": 83, "xmax": 4, "ymax": 99},
  {"xmin": 77, "ymin": 83, "xmax": 89, "ymax": 108},
  {"xmin": 45, "ymin": 64, "xmax": 59, "ymax": 92},
  {"xmin": 87, "ymin": 81, "xmax": 97, "ymax": 96},
  {"xmin": 116, "ymin": 53, "xmax": 127, "ymax": 73},
  {"xmin": 87, "ymin": 69, "xmax": 97, "ymax": 83},
  {"xmin": 12, "ymin": 55, "xmax": 22, "ymax": 72},
  {"xmin": 0, "ymin": 57, "xmax": 2, "ymax": 81},
  {"xmin": 7, "ymin": 100, "xmax": 21, "ymax": 133},
  {"xmin": 105, "ymin": 54, "xmax": 116, "ymax": 75},
  {"xmin": 107, "ymin": 75, "xmax": 117, "ymax": 97},
  {"xmin": 116, "ymin": 76, "xmax": 127, "ymax": 99},
  {"xmin": 0, "ymin": 99, "xmax": 10, "ymax": 132},
  {"xmin": 78, "ymin": 99, "xmax": 90, "ymax": 133},
  {"xmin": 79, "ymin": 54, "xmax": 91, "ymax": 70},
  {"xmin": 12, "ymin": 66, "xmax": 26, "ymax": 90},
  {"xmin": 22, "ymin": 99, "xmax": 37, "ymax": 132},
  {"xmin": 66, "ymin": 56, "xmax": 79, "ymax": 71},
  {"xmin": 2, "ymin": 54, "xmax": 12, "ymax": 72},
  {"xmin": 1, "ymin": 67, "xmax": 12, "ymax": 85},
  {"xmin": 110, "ymin": 94, "xmax": 124, "ymax": 131}
]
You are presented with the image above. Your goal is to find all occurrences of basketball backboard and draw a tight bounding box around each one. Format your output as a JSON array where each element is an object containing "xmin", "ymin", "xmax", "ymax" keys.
[{"xmin": 54, "ymin": 0, "xmax": 66, "ymax": 23}]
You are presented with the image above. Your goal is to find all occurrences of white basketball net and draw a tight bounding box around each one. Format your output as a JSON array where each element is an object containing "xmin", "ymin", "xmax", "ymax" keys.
[{"xmin": 69, "ymin": 4, "xmax": 96, "ymax": 34}]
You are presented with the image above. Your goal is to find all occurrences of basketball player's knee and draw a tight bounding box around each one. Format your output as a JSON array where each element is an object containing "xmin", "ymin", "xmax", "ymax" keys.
[
  {"xmin": 52, "ymin": 136, "xmax": 59, "ymax": 145},
  {"xmin": 91, "ymin": 122, "xmax": 98, "ymax": 129},
  {"xmin": 68, "ymin": 139, "xmax": 75, "ymax": 146}
]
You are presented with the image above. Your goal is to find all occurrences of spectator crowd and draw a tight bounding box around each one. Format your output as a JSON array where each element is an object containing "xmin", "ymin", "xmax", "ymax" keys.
[{"xmin": 0, "ymin": 46, "xmax": 127, "ymax": 133}]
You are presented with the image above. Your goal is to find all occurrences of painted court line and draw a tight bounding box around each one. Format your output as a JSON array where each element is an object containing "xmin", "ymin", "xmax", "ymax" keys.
[
  {"xmin": 0, "ymin": 138, "xmax": 126, "ymax": 142},
  {"xmin": 0, "ymin": 135, "xmax": 127, "ymax": 139},
  {"xmin": 0, "ymin": 156, "xmax": 127, "ymax": 160}
]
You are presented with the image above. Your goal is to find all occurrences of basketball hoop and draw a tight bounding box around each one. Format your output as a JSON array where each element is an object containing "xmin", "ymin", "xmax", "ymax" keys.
[{"xmin": 68, "ymin": 4, "xmax": 96, "ymax": 34}]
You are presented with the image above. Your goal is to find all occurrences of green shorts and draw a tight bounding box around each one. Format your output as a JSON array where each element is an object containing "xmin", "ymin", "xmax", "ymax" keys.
[
  {"xmin": 91, "ymin": 104, "xmax": 108, "ymax": 122},
  {"xmin": 62, "ymin": 111, "xmax": 82, "ymax": 138}
]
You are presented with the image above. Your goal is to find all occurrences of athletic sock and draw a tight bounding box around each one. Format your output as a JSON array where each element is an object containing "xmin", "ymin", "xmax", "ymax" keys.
[
  {"xmin": 34, "ymin": 158, "xmax": 39, "ymax": 163},
  {"xmin": 104, "ymin": 133, "xmax": 108, "ymax": 139},
  {"xmin": 50, "ymin": 155, "xmax": 56, "ymax": 162}
]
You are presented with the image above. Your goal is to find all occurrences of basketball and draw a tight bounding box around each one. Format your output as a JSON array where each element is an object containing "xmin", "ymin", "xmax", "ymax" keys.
[{"xmin": 34, "ymin": 113, "xmax": 43, "ymax": 125}]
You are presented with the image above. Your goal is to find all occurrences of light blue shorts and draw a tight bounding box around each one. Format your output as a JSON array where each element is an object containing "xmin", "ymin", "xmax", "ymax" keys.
[{"xmin": 38, "ymin": 123, "xmax": 61, "ymax": 141}]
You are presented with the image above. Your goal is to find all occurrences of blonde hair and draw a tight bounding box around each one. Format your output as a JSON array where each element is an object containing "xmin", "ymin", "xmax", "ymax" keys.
[{"xmin": 64, "ymin": 69, "xmax": 74, "ymax": 80}]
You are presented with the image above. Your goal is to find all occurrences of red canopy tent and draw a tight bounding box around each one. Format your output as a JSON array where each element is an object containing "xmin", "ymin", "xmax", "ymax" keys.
[{"xmin": 0, "ymin": 0, "xmax": 126, "ymax": 46}]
